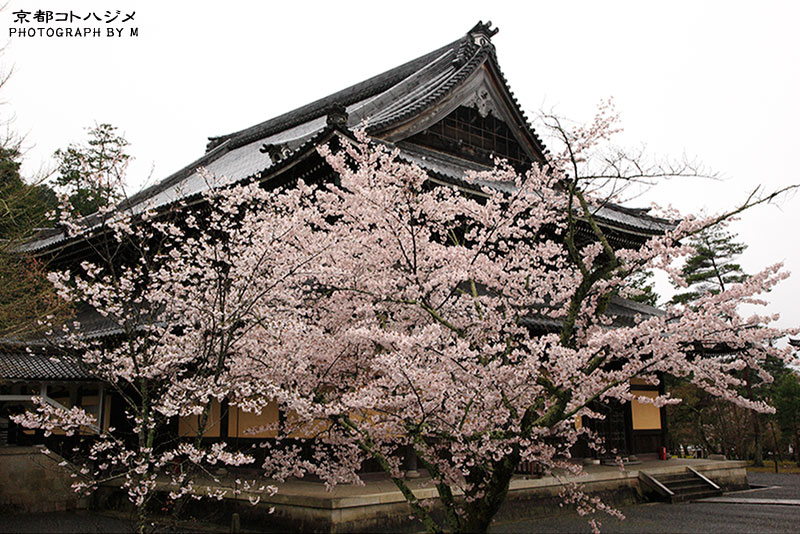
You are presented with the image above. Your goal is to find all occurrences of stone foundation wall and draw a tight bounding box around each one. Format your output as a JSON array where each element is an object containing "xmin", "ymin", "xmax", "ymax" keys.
[
  {"xmin": 221, "ymin": 461, "xmax": 749, "ymax": 533},
  {"xmin": 693, "ymin": 461, "xmax": 749, "ymax": 491},
  {"xmin": 88, "ymin": 459, "xmax": 749, "ymax": 533},
  {"xmin": 0, "ymin": 446, "xmax": 88, "ymax": 513}
]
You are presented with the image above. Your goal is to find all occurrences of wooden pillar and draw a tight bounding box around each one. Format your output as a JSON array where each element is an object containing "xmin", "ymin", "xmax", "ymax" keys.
[
  {"xmin": 220, "ymin": 399, "xmax": 230, "ymax": 440},
  {"xmin": 624, "ymin": 401, "xmax": 634, "ymax": 455},
  {"xmin": 659, "ymin": 372, "xmax": 669, "ymax": 454},
  {"xmin": 98, "ymin": 386, "xmax": 106, "ymax": 432}
]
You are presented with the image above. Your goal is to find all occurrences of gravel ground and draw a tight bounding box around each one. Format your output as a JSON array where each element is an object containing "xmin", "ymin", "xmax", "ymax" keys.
[{"xmin": 0, "ymin": 511, "xmax": 134, "ymax": 534}]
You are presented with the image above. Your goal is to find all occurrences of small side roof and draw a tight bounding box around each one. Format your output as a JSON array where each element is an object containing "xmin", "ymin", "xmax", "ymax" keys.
[{"xmin": 0, "ymin": 348, "xmax": 91, "ymax": 381}]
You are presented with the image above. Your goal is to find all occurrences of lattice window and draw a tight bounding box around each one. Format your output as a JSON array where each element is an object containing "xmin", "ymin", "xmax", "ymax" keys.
[{"xmin": 409, "ymin": 106, "xmax": 530, "ymax": 168}]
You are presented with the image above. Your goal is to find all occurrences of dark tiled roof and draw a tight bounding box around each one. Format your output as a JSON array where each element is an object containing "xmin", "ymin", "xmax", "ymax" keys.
[
  {"xmin": 205, "ymin": 39, "xmax": 462, "ymax": 153},
  {"xmin": 2, "ymin": 306, "xmax": 126, "ymax": 346},
  {"xmin": 0, "ymin": 349, "xmax": 91, "ymax": 381},
  {"xmin": 523, "ymin": 295, "xmax": 664, "ymax": 333},
  {"xmin": 20, "ymin": 21, "xmax": 665, "ymax": 255},
  {"xmin": 20, "ymin": 23, "xmax": 536, "ymax": 253},
  {"xmin": 0, "ymin": 305, "xmax": 141, "ymax": 380},
  {"xmin": 606, "ymin": 295, "xmax": 666, "ymax": 320},
  {"xmin": 110, "ymin": 33, "xmax": 476, "ymax": 221},
  {"xmin": 71, "ymin": 308, "xmax": 126, "ymax": 340},
  {"xmin": 361, "ymin": 40, "xmax": 489, "ymax": 133}
]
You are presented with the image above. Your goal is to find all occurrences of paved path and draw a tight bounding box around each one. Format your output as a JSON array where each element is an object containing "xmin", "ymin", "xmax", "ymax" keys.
[
  {"xmin": 699, "ymin": 497, "xmax": 800, "ymax": 505},
  {"xmin": 495, "ymin": 501, "xmax": 800, "ymax": 533},
  {"xmin": 495, "ymin": 471, "xmax": 800, "ymax": 533},
  {"xmin": 732, "ymin": 471, "xmax": 800, "ymax": 500}
]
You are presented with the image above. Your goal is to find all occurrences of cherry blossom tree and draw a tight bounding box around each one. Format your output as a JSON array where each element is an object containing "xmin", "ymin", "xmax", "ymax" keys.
[
  {"xmin": 235, "ymin": 111, "xmax": 797, "ymax": 532},
  {"xmin": 13, "ymin": 103, "xmax": 798, "ymax": 534},
  {"xmin": 12, "ymin": 166, "xmax": 324, "ymax": 531}
]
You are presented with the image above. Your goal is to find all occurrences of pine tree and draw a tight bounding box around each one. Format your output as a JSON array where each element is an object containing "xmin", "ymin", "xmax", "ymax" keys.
[
  {"xmin": 626, "ymin": 269, "xmax": 659, "ymax": 307},
  {"xmin": 671, "ymin": 226, "xmax": 748, "ymax": 306},
  {"xmin": 774, "ymin": 372, "xmax": 800, "ymax": 466},
  {"xmin": 54, "ymin": 123, "xmax": 128, "ymax": 217},
  {"xmin": 669, "ymin": 227, "xmax": 775, "ymax": 465}
]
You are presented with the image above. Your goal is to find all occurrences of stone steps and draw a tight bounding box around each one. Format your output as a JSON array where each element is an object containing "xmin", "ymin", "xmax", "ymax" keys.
[{"xmin": 640, "ymin": 468, "xmax": 723, "ymax": 503}]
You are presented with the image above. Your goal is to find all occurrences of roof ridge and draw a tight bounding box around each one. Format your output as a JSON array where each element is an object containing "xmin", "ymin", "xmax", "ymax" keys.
[
  {"xmin": 206, "ymin": 35, "xmax": 469, "ymax": 154},
  {"xmin": 359, "ymin": 57, "xmax": 457, "ymax": 125},
  {"xmin": 366, "ymin": 46, "xmax": 492, "ymax": 133},
  {"xmin": 118, "ymin": 138, "xmax": 232, "ymax": 211}
]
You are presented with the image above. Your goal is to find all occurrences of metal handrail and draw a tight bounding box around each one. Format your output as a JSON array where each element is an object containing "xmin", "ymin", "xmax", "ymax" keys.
[
  {"xmin": 0, "ymin": 394, "xmax": 101, "ymax": 434},
  {"xmin": 639, "ymin": 471, "xmax": 675, "ymax": 496},
  {"xmin": 687, "ymin": 466, "xmax": 721, "ymax": 490}
]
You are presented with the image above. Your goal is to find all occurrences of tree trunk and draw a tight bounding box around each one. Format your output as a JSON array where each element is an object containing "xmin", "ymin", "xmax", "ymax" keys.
[
  {"xmin": 696, "ymin": 416, "xmax": 718, "ymax": 455},
  {"xmin": 746, "ymin": 369, "xmax": 763, "ymax": 466},
  {"xmin": 752, "ymin": 417, "xmax": 763, "ymax": 466},
  {"xmin": 458, "ymin": 456, "xmax": 517, "ymax": 533},
  {"xmin": 767, "ymin": 419, "xmax": 781, "ymax": 472},
  {"xmin": 795, "ymin": 434, "xmax": 800, "ymax": 468}
]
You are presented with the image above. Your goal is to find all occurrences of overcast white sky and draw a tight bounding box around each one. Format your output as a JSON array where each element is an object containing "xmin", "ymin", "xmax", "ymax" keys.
[{"xmin": 3, "ymin": 1, "xmax": 799, "ymax": 332}]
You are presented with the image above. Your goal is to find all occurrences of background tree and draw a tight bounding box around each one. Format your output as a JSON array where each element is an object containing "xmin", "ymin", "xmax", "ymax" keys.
[
  {"xmin": 670, "ymin": 226, "xmax": 748, "ymax": 306},
  {"xmin": 0, "ymin": 140, "xmax": 65, "ymax": 337},
  {"xmin": 773, "ymin": 371, "xmax": 800, "ymax": 466},
  {"xmin": 0, "ymin": 145, "xmax": 56, "ymax": 239},
  {"xmin": 54, "ymin": 123, "xmax": 128, "ymax": 217},
  {"xmin": 625, "ymin": 269, "xmax": 659, "ymax": 307},
  {"xmin": 667, "ymin": 227, "xmax": 784, "ymax": 466}
]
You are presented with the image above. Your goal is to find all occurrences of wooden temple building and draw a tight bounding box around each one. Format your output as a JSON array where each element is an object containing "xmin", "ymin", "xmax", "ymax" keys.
[{"xmin": 1, "ymin": 22, "xmax": 669, "ymax": 461}]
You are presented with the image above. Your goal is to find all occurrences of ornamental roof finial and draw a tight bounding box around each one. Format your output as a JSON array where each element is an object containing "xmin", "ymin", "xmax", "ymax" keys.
[
  {"xmin": 326, "ymin": 103, "xmax": 349, "ymax": 128},
  {"xmin": 469, "ymin": 21, "xmax": 499, "ymax": 46}
]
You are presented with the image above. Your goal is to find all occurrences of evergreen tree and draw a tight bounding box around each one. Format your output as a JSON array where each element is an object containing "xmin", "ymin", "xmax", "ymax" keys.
[
  {"xmin": 671, "ymin": 226, "xmax": 748, "ymax": 306},
  {"xmin": 54, "ymin": 123, "xmax": 128, "ymax": 217},
  {"xmin": 0, "ymin": 145, "xmax": 65, "ymax": 337},
  {"xmin": 669, "ymin": 227, "xmax": 779, "ymax": 466},
  {"xmin": 0, "ymin": 145, "xmax": 57, "ymax": 240},
  {"xmin": 774, "ymin": 372, "xmax": 800, "ymax": 466},
  {"xmin": 626, "ymin": 269, "xmax": 659, "ymax": 307}
]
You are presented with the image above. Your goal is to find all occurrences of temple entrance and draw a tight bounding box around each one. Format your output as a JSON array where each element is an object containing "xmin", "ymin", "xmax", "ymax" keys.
[{"xmin": 595, "ymin": 401, "xmax": 630, "ymax": 458}]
